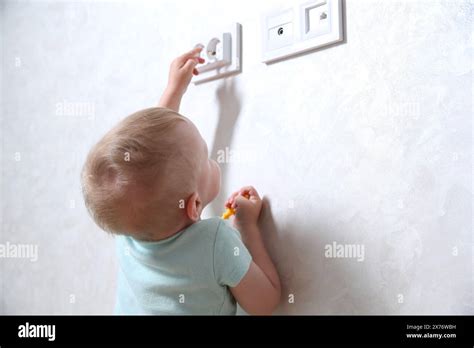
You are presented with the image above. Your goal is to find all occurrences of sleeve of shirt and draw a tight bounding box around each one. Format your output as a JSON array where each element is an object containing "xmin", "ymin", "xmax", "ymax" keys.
[{"xmin": 213, "ymin": 219, "xmax": 252, "ymax": 287}]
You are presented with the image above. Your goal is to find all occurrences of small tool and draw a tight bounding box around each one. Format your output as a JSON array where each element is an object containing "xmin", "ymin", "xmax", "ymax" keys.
[{"xmin": 222, "ymin": 192, "xmax": 250, "ymax": 219}]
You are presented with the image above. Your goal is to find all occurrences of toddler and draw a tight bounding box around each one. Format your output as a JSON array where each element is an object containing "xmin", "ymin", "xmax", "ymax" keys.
[{"xmin": 81, "ymin": 47, "xmax": 281, "ymax": 315}]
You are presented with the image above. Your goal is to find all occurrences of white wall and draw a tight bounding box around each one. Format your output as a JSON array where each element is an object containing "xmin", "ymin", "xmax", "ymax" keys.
[{"xmin": 1, "ymin": 0, "xmax": 472, "ymax": 314}]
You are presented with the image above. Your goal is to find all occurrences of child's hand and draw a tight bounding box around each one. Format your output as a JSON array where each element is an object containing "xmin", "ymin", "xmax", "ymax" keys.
[
  {"xmin": 166, "ymin": 47, "xmax": 205, "ymax": 96},
  {"xmin": 225, "ymin": 186, "xmax": 263, "ymax": 229}
]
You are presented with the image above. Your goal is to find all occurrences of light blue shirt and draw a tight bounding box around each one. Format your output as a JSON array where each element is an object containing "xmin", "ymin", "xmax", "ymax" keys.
[{"xmin": 114, "ymin": 217, "xmax": 252, "ymax": 315}]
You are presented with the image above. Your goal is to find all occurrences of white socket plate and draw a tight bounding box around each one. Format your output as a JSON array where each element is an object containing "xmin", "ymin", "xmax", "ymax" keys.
[
  {"xmin": 193, "ymin": 23, "xmax": 242, "ymax": 85},
  {"xmin": 261, "ymin": 0, "xmax": 343, "ymax": 63}
]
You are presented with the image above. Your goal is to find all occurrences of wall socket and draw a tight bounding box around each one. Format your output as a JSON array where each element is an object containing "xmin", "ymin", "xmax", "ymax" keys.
[
  {"xmin": 193, "ymin": 22, "xmax": 242, "ymax": 85},
  {"xmin": 261, "ymin": 0, "xmax": 343, "ymax": 63}
]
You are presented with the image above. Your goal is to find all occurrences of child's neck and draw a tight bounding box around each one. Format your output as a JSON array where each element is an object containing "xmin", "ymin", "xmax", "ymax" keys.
[{"xmin": 137, "ymin": 217, "xmax": 201, "ymax": 242}]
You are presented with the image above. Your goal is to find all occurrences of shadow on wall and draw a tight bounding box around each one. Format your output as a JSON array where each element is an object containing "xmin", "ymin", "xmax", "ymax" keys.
[
  {"xmin": 258, "ymin": 197, "xmax": 388, "ymax": 314},
  {"xmin": 258, "ymin": 197, "xmax": 319, "ymax": 314},
  {"xmin": 205, "ymin": 2, "xmax": 365, "ymax": 313},
  {"xmin": 207, "ymin": 78, "xmax": 242, "ymax": 217},
  {"xmin": 204, "ymin": 62, "xmax": 356, "ymax": 316},
  {"xmin": 205, "ymin": 79, "xmax": 320, "ymax": 313}
]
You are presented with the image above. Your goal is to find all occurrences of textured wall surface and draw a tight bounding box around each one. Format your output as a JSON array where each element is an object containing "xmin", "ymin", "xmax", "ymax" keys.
[{"xmin": 1, "ymin": 0, "xmax": 472, "ymax": 314}]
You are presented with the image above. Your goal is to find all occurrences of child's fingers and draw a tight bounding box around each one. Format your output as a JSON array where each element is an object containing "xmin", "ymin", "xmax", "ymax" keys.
[
  {"xmin": 183, "ymin": 58, "xmax": 199, "ymax": 73},
  {"xmin": 175, "ymin": 55, "xmax": 205, "ymax": 72},
  {"xmin": 181, "ymin": 47, "xmax": 202, "ymax": 59},
  {"xmin": 233, "ymin": 195, "xmax": 247, "ymax": 206},
  {"xmin": 226, "ymin": 186, "xmax": 259, "ymax": 209},
  {"xmin": 226, "ymin": 191, "xmax": 241, "ymax": 208},
  {"xmin": 238, "ymin": 186, "xmax": 260, "ymax": 200},
  {"xmin": 225, "ymin": 194, "xmax": 237, "ymax": 208},
  {"xmin": 233, "ymin": 194, "xmax": 254, "ymax": 211},
  {"xmin": 191, "ymin": 58, "xmax": 205, "ymax": 75},
  {"xmin": 177, "ymin": 47, "xmax": 203, "ymax": 65},
  {"xmin": 230, "ymin": 189, "xmax": 256, "ymax": 209}
]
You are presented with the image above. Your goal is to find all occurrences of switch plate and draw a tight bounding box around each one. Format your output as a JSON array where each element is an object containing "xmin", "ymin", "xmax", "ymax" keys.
[
  {"xmin": 193, "ymin": 23, "xmax": 242, "ymax": 85},
  {"xmin": 261, "ymin": 0, "xmax": 343, "ymax": 63}
]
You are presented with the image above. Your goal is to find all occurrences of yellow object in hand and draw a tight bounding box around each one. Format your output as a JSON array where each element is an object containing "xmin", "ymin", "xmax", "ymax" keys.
[
  {"xmin": 221, "ymin": 207, "xmax": 236, "ymax": 220},
  {"xmin": 221, "ymin": 193, "xmax": 250, "ymax": 219}
]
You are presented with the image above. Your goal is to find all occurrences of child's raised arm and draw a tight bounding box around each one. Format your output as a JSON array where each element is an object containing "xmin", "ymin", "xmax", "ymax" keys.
[{"xmin": 158, "ymin": 47, "xmax": 205, "ymax": 112}]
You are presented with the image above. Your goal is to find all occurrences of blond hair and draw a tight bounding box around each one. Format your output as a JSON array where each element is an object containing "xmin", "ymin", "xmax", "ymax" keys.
[{"xmin": 81, "ymin": 107, "xmax": 196, "ymax": 239}]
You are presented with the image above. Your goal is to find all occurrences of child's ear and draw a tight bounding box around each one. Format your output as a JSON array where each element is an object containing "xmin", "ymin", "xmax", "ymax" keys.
[{"xmin": 186, "ymin": 192, "xmax": 202, "ymax": 222}]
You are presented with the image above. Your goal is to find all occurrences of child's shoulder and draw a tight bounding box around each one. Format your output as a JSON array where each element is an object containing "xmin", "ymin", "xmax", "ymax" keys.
[
  {"xmin": 193, "ymin": 216, "xmax": 226, "ymax": 234},
  {"xmin": 114, "ymin": 217, "xmax": 236, "ymax": 250},
  {"xmin": 191, "ymin": 217, "xmax": 237, "ymax": 239},
  {"xmin": 195, "ymin": 216, "xmax": 222, "ymax": 228}
]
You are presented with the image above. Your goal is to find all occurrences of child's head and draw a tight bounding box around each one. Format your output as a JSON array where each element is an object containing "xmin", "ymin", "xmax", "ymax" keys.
[{"xmin": 81, "ymin": 107, "xmax": 221, "ymax": 240}]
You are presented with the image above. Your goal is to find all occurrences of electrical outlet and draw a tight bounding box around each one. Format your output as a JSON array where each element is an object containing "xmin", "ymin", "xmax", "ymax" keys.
[
  {"xmin": 262, "ymin": 8, "xmax": 295, "ymax": 52},
  {"xmin": 193, "ymin": 23, "xmax": 242, "ymax": 85},
  {"xmin": 261, "ymin": 0, "xmax": 343, "ymax": 63},
  {"xmin": 303, "ymin": 0, "xmax": 331, "ymax": 38}
]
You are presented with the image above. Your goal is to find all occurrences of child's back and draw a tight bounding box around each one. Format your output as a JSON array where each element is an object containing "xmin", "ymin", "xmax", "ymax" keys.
[{"xmin": 115, "ymin": 218, "xmax": 251, "ymax": 315}]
